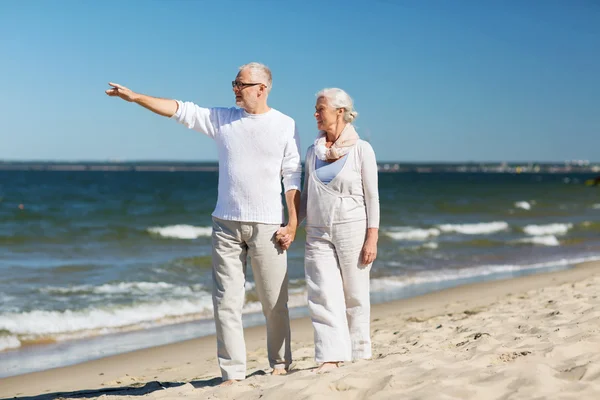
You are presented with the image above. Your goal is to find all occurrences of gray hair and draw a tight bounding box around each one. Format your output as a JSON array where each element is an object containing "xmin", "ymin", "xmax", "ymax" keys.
[
  {"xmin": 239, "ymin": 62, "xmax": 272, "ymax": 91},
  {"xmin": 316, "ymin": 88, "xmax": 358, "ymax": 123}
]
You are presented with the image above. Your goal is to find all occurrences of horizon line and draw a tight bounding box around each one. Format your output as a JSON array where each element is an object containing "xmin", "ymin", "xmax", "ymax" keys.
[{"xmin": 1, "ymin": 159, "xmax": 599, "ymax": 165}]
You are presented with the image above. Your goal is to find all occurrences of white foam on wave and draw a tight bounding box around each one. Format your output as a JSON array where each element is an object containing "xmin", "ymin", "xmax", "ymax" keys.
[
  {"xmin": 403, "ymin": 242, "xmax": 439, "ymax": 251},
  {"xmin": 371, "ymin": 255, "xmax": 600, "ymax": 292},
  {"xmin": 514, "ymin": 236, "xmax": 560, "ymax": 246},
  {"xmin": 385, "ymin": 222, "xmax": 509, "ymax": 241},
  {"xmin": 0, "ymin": 335, "xmax": 21, "ymax": 351},
  {"xmin": 593, "ymin": 204, "xmax": 600, "ymax": 209},
  {"xmin": 385, "ymin": 228, "xmax": 440, "ymax": 241},
  {"xmin": 514, "ymin": 201, "xmax": 532, "ymax": 210},
  {"xmin": 523, "ymin": 223, "xmax": 572, "ymax": 236},
  {"xmin": 0, "ymin": 296, "xmax": 215, "ymax": 337},
  {"xmin": 4, "ymin": 252, "xmax": 600, "ymax": 348},
  {"xmin": 0, "ymin": 293, "xmax": 16, "ymax": 312},
  {"xmin": 1, "ymin": 282, "xmax": 309, "ymax": 344},
  {"xmin": 437, "ymin": 221, "xmax": 509, "ymax": 235},
  {"xmin": 147, "ymin": 225, "xmax": 212, "ymax": 239},
  {"xmin": 41, "ymin": 282, "xmax": 204, "ymax": 297}
]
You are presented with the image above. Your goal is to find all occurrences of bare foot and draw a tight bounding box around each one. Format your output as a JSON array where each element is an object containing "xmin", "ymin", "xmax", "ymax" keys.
[
  {"xmin": 220, "ymin": 379, "xmax": 241, "ymax": 387},
  {"xmin": 314, "ymin": 362, "xmax": 341, "ymax": 374},
  {"xmin": 272, "ymin": 368, "xmax": 288, "ymax": 376}
]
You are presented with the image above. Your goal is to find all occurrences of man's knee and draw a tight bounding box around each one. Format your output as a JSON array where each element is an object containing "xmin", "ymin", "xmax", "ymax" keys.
[{"xmin": 261, "ymin": 293, "xmax": 289, "ymax": 317}]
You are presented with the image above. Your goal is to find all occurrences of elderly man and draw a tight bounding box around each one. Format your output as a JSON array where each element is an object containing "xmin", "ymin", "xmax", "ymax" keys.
[{"xmin": 106, "ymin": 62, "xmax": 301, "ymax": 384}]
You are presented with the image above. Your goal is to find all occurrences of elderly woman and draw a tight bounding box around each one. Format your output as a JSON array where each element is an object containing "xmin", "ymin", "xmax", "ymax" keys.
[{"xmin": 299, "ymin": 88, "xmax": 379, "ymax": 373}]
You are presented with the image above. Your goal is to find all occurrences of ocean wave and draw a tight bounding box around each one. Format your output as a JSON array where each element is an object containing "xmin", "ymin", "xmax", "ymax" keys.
[
  {"xmin": 4, "ymin": 252, "xmax": 600, "ymax": 350},
  {"xmin": 385, "ymin": 228, "xmax": 440, "ymax": 241},
  {"xmin": 437, "ymin": 221, "xmax": 509, "ymax": 235},
  {"xmin": 385, "ymin": 221, "xmax": 509, "ymax": 241},
  {"xmin": 0, "ymin": 289, "xmax": 308, "ymax": 347},
  {"xmin": 406, "ymin": 242, "xmax": 439, "ymax": 251},
  {"xmin": 0, "ymin": 297, "xmax": 215, "ymax": 337},
  {"xmin": 593, "ymin": 204, "xmax": 600, "ymax": 209},
  {"xmin": 513, "ymin": 236, "xmax": 560, "ymax": 246},
  {"xmin": 514, "ymin": 201, "xmax": 532, "ymax": 210},
  {"xmin": 370, "ymin": 255, "xmax": 600, "ymax": 292},
  {"xmin": 523, "ymin": 223, "xmax": 572, "ymax": 236},
  {"xmin": 0, "ymin": 293, "xmax": 15, "ymax": 303},
  {"xmin": 147, "ymin": 225, "xmax": 212, "ymax": 239},
  {"xmin": 580, "ymin": 221, "xmax": 600, "ymax": 231},
  {"xmin": 41, "ymin": 282, "xmax": 205, "ymax": 297},
  {"xmin": 0, "ymin": 334, "xmax": 21, "ymax": 351}
]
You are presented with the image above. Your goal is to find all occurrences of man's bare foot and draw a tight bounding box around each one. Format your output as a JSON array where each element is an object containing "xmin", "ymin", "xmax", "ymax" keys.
[
  {"xmin": 314, "ymin": 362, "xmax": 341, "ymax": 374},
  {"xmin": 272, "ymin": 368, "xmax": 288, "ymax": 376},
  {"xmin": 220, "ymin": 379, "xmax": 241, "ymax": 387}
]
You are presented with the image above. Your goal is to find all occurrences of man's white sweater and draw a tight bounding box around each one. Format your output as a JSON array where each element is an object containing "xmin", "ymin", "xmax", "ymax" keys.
[{"xmin": 172, "ymin": 101, "xmax": 302, "ymax": 224}]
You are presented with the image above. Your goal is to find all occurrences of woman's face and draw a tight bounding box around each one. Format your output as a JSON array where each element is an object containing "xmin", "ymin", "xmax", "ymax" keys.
[{"xmin": 314, "ymin": 97, "xmax": 342, "ymax": 132}]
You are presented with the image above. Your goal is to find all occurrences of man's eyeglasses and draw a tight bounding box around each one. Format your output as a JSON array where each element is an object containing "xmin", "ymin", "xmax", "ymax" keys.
[{"xmin": 232, "ymin": 81, "xmax": 264, "ymax": 90}]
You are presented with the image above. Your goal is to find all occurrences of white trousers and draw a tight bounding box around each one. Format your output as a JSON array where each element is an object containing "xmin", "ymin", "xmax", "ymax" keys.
[
  {"xmin": 211, "ymin": 217, "xmax": 291, "ymax": 380},
  {"xmin": 305, "ymin": 219, "xmax": 372, "ymax": 363}
]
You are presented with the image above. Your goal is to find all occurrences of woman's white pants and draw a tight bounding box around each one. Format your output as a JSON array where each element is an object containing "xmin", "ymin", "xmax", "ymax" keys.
[{"xmin": 305, "ymin": 219, "xmax": 372, "ymax": 363}]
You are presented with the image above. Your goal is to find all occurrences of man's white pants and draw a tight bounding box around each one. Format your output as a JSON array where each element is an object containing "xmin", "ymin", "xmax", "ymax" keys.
[
  {"xmin": 305, "ymin": 219, "xmax": 372, "ymax": 363},
  {"xmin": 211, "ymin": 217, "xmax": 291, "ymax": 380}
]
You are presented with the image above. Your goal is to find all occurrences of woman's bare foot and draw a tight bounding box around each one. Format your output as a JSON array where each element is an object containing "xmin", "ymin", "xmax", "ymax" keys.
[
  {"xmin": 314, "ymin": 362, "xmax": 341, "ymax": 374},
  {"xmin": 272, "ymin": 368, "xmax": 288, "ymax": 376},
  {"xmin": 220, "ymin": 379, "xmax": 241, "ymax": 387}
]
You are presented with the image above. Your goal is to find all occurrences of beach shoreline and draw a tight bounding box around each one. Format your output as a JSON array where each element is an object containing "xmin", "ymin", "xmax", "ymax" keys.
[
  {"xmin": 2, "ymin": 260, "xmax": 600, "ymax": 399},
  {"xmin": 2, "ymin": 254, "xmax": 595, "ymax": 380}
]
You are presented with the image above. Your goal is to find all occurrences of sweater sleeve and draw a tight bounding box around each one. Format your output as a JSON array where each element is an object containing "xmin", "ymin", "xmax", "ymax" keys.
[
  {"xmin": 360, "ymin": 142, "xmax": 380, "ymax": 229},
  {"xmin": 170, "ymin": 100, "xmax": 221, "ymax": 139},
  {"xmin": 281, "ymin": 123, "xmax": 302, "ymax": 192}
]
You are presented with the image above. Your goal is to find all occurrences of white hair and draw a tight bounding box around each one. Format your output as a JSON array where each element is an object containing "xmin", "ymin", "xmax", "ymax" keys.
[
  {"xmin": 239, "ymin": 62, "xmax": 272, "ymax": 91},
  {"xmin": 316, "ymin": 88, "xmax": 358, "ymax": 123}
]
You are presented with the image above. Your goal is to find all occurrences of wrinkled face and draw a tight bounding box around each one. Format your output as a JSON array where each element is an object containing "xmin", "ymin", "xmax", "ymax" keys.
[
  {"xmin": 232, "ymin": 68, "xmax": 265, "ymax": 109},
  {"xmin": 314, "ymin": 97, "xmax": 343, "ymax": 132}
]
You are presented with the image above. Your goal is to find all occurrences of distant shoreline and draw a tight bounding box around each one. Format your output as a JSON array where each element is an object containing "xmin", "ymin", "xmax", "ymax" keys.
[{"xmin": 0, "ymin": 161, "xmax": 598, "ymax": 174}]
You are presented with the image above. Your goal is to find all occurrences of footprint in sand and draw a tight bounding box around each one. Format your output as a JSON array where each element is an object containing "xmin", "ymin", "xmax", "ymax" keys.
[
  {"xmin": 558, "ymin": 364, "xmax": 588, "ymax": 381},
  {"xmin": 497, "ymin": 351, "xmax": 532, "ymax": 362}
]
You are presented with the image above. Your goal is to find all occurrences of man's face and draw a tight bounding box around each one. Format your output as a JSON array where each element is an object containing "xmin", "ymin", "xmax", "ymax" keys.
[{"xmin": 232, "ymin": 69, "xmax": 264, "ymax": 109}]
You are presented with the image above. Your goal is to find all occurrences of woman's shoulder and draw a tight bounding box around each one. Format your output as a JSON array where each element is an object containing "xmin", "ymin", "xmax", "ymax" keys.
[{"xmin": 355, "ymin": 140, "xmax": 376, "ymax": 156}]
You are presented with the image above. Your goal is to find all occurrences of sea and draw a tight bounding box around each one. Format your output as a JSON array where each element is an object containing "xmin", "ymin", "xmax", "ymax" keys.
[{"xmin": 1, "ymin": 167, "xmax": 599, "ymax": 378}]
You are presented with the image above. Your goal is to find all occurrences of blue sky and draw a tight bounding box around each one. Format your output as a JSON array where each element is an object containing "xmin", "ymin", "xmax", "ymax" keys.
[{"xmin": 1, "ymin": 0, "xmax": 598, "ymax": 162}]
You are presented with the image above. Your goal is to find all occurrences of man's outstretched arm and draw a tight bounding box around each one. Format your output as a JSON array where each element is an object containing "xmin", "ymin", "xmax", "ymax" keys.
[{"xmin": 105, "ymin": 82, "xmax": 178, "ymax": 117}]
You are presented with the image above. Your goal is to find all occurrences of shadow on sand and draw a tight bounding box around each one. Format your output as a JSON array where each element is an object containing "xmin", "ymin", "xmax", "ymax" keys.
[{"xmin": 2, "ymin": 371, "xmax": 268, "ymax": 400}]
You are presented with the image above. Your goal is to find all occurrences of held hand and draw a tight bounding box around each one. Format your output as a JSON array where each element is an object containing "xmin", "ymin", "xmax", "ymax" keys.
[
  {"xmin": 105, "ymin": 82, "xmax": 138, "ymax": 102},
  {"xmin": 361, "ymin": 239, "xmax": 377, "ymax": 265},
  {"xmin": 275, "ymin": 225, "xmax": 297, "ymax": 251}
]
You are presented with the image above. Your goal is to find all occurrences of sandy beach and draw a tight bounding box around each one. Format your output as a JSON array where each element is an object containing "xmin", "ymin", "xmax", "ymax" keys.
[{"xmin": 2, "ymin": 260, "xmax": 600, "ymax": 400}]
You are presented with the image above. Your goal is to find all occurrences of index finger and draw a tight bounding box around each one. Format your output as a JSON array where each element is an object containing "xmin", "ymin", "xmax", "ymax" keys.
[{"xmin": 108, "ymin": 82, "xmax": 124, "ymax": 89}]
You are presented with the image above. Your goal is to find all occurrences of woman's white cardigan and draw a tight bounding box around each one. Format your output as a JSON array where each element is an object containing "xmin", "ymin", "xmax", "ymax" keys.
[{"xmin": 300, "ymin": 140, "xmax": 380, "ymax": 229}]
